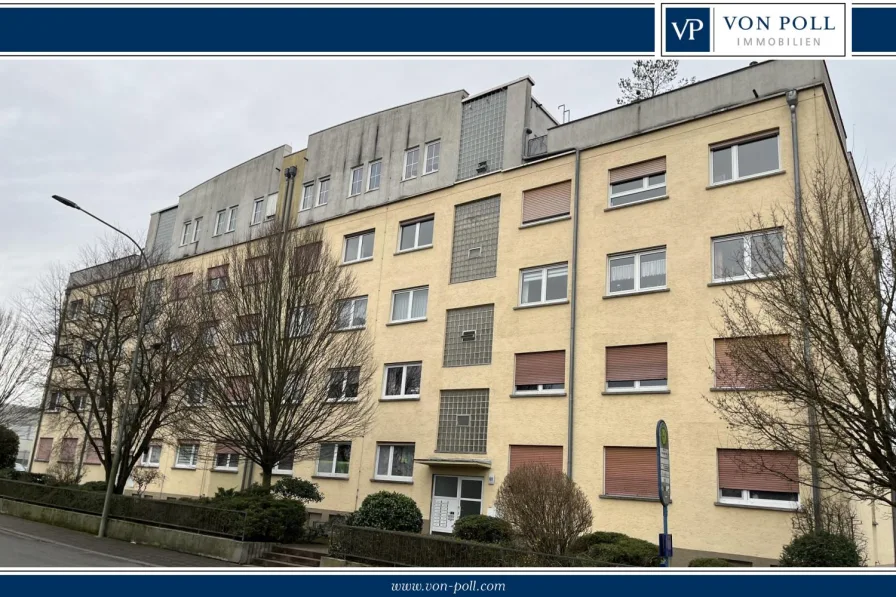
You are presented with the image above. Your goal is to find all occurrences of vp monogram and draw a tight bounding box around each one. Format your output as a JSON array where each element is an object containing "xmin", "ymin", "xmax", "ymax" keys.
[{"xmin": 671, "ymin": 18, "xmax": 705, "ymax": 41}]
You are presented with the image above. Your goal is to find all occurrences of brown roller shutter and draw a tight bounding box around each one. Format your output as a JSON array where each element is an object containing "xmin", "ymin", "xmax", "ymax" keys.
[
  {"xmin": 59, "ymin": 438, "xmax": 78, "ymax": 462},
  {"xmin": 208, "ymin": 264, "xmax": 228, "ymax": 279},
  {"xmin": 714, "ymin": 336, "xmax": 787, "ymax": 389},
  {"xmin": 522, "ymin": 181, "xmax": 571, "ymax": 224},
  {"xmin": 509, "ymin": 445, "xmax": 563, "ymax": 472},
  {"xmin": 710, "ymin": 129, "xmax": 779, "ymax": 150},
  {"xmin": 606, "ymin": 343, "xmax": 667, "ymax": 382},
  {"xmin": 609, "ymin": 157, "xmax": 666, "ymax": 184},
  {"xmin": 84, "ymin": 438, "xmax": 102, "ymax": 465},
  {"xmin": 515, "ymin": 351, "xmax": 566, "ymax": 386},
  {"xmin": 35, "ymin": 438, "xmax": 53, "ymax": 462},
  {"xmin": 216, "ymin": 443, "xmax": 241, "ymax": 455},
  {"xmin": 604, "ymin": 447, "xmax": 658, "ymax": 498},
  {"xmin": 718, "ymin": 449, "xmax": 798, "ymax": 492}
]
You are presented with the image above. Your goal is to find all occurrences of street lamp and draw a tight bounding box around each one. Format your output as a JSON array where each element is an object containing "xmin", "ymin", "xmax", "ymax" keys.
[{"xmin": 52, "ymin": 195, "xmax": 152, "ymax": 538}]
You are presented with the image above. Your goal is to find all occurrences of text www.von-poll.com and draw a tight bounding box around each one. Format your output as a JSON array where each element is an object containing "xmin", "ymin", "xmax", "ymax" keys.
[{"xmin": 391, "ymin": 581, "xmax": 507, "ymax": 593}]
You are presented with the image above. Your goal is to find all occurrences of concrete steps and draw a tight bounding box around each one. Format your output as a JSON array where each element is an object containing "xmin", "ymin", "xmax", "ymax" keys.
[{"xmin": 250, "ymin": 544, "xmax": 325, "ymax": 568}]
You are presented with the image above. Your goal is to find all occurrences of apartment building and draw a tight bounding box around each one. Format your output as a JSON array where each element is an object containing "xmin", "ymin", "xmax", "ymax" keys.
[{"xmin": 30, "ymin": 61, "xmax": 895, "ymax": 566}]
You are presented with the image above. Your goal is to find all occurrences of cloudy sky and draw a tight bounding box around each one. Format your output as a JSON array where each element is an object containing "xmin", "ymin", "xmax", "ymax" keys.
[{"xmin": 0, "ymin": 59, "xmax": 886, "ymax": 305}]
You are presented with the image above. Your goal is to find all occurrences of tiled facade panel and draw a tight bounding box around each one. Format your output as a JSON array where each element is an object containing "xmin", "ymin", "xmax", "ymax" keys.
[
  {"xmin": 450, "ymin": 196, "xmax": 501, "ymax": 284},
  {"xmin": 443, "ymin": 304, "xmax": 494, "ymax": 367},
  {"xmin": 436, "ymin": 389, "xmax": 490, "ymax": 454},
  {"xmin": 456, "ymin": 90, "xmax": 506, "ymax": 181},
  {"xmin": 153, "ymin": 208, "xmax": 177, "ymax": 259}
]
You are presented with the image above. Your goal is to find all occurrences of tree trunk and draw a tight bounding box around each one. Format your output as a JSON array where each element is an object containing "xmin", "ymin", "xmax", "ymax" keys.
[{"xmin": 261, "ymin": 467, "xmax": 273, "ymax": 489}]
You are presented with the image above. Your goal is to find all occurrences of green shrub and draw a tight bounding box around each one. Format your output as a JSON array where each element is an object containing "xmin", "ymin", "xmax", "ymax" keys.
[
  {"xmin": 586, "ymin": 534, "xmax": 662, "ymax": 566},
  {"xmin": 209, "ymin": 486, "xmax": 308, "ymax": 542},
  {"xmin": 689, "ymin": 558, "xmax": 733, "ymax": 567},
  {"xmin": 780, "ymin": 532, "xmax": 863, "ymax": 567},
  {"xmin": 272, "ymin": 478, "xmax": 324, "ymax": 503},
  {"xmin": 0, "ymin": 426, "xmax": 18, "ymax": 470},
  {"xmin": 80, "ymin": 481, "xmax": 109, "ymax": 492},
  {"xmin": 569, "ymin": 531, "xmax": 629, "ymax": 555},
  {"xmin": 452, "ymin": 515, "xmax": 513, "ymax": 545},
  {"xmin": 349, "ymin": 491, "xmax": 423, "ymax": 533},
  {"xmin": 0, "ymin": 469, "xmax": 55, "ymax": 484}
]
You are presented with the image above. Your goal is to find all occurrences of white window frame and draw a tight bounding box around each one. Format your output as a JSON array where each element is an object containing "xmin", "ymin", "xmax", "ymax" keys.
[
  {"xmin": 712, "ymin": 230, "xmax": 784, "ymax": 282},
  {"xmin": 251, "ymin": 198, "xmax": 265, "ymax": 225},
  {"xmin": 710, "ymin": 134, "xmax": 781, "ymax": 186},
  {"xmin": 519, "ymin": 264, "xmax": 568, "ymax": 306},
  {"xmin": 273, "ymin": 454, "xmax": 294, "ymax": 475},
  {"xmin": 718, "ymin": 487, "xmax": 799, "ymax": 510},
  {"xmin": 326, "ymin": 368, "xmax": 360, "ymax": 403},
  {"xmin": 605, "ymin": 379, "xmax": 669, "ymax": 393},
  {"xmin": 349, "ymin": 166, "xmax": 363, "ymax": 197},
  {"xmin": 424, "ymin": 140, "xmax": 440, "ymax": 175},
  {"xmin": 374, "ymin": 443, "xmax": 415, "ymax": 482},
  {"xmin": 180, "ymin": 221, "xmax": 193, "ymax": 246},
  {"xmin": 390, "ymin": 286, "xmax": 428, "ymax": 323},
  {"xmin": 608, "ymin": 172, "xmax": 667, "ymax": 207},
  {"xmin": 47, "ymin": 391, "xmax": 63, "ymax": 412},
  {"xmin": 214, "ymin": 452, "xmax": 239, "ymax": 472},
  {"xmin": 316, "ymin": 442, "xmax": 351, "ymax": 478},
  {"xmin": 403, "ymin": 147, "xmax": 419, "ymax": 181},
  {"xmin": 226, "ymin": 206, "xmax": 238, "ymax": 233},
  {"xmin": 382, "ymin": 362, "xmax": 422, "ymax": 400},
  {"xmin": 367, "ymin": 160, "xmax": 382, "ymax": 191},
  {"xmin": 301, "ymin": 183, "xmax": 314, "ymax": 211},
  {"xmin": 186, "ymin": 379, "xmax": 207, "ymax": 405},
  {"xmin": 139, "ymin": 445, "xmax": 162, "ymax": 468},
  {"xmin": 606, "ymin": 248, "xmax": 667, "ymax": 296},
  {"xmin": 335, "ymin": 296, "xmax": 368, "ymax": 331},
  {"xmin": 174, "ymin": 443, "xmax": 199, "ymax": 469},
  {"xmin": 317, "ymin": 178, "xmax": 330, "ymax": 206},
  {"xmin": 397, "ymin": 217, "xmax": 434, "ymax": 253},
  {"xmin": 192, "ymin": 217, "xmax": 202, "ymax": 243},
  {"xmin": 265, "ymin": 193, "xmax": 278, "ymax": 220},
  {"xmin": 513, "ymin": 382, "xmax": 565, "ymax": 396},
  {"xmin": 214, "ymin": 210, "xmax": 227, "ymax": 236},
  {"xmin": 343, "ymin": 231, "xmax": 375, "ymax": 264},
  {"xmin": 287, "ymin": 306, "xmax": 314, "ymax": 338}
]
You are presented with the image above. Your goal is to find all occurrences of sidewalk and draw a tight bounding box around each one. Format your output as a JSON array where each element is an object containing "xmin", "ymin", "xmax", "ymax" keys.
[{"xmin": 0, "ymin": 514, "xmax": 239, "ymax": 567}]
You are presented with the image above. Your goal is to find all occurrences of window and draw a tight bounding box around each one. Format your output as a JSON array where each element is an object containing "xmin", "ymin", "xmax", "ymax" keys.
[
  {"xmin": 47, "ymin": 391, "xmax": 63, "ymax": 412},
  {"xmin": 383, "ymin": 362, "xmax": 422, "ymax": 400},
  {"xmin": 244, "ymin": 256, "xmax": 268, "ymax": 285},
  {"xmin": 287, "ymin": 306, "xmax": 315, "ymax": 338},
  {"xmin": 265, "ymin": 193, "xmax": 278, "ymax": 220},
  {"xmin": 398, "ymin": 217, "xmax": 434, "ymax": 252},
  {"xmin": 327, "ymin": 367, "xmax": 360, "ymax": 402},
  {"xmin": 200, "ymin": 322, "xmax": 219, "ymax": 347},
  {"xmin": 343, "ymin": 231, "xmax": 375, "ymax": 264},
  {"xmin": 349, "ymin": 167, "xmax": 363, "ymax": 196},
  {"xmin": 175, "ymin": 443, "xmax": 199, "ymax": 468},
  {"xmin": 181, "ymin": 220, "xmax": 193, "ymax": 246},
  {"xmin": 713, "ymin": 230, "xmax": 784, "ymax": 282},
  {"xmin": 390, "ymin": 287, "xmax": 428, "ymax": 322},
  {"xmin": 214, "ymin": 445, "xmax": 239, "ymax": 471},
  {"xmin": 92, "ymin": 294, "xmax": 111, "ymax": 315},
  {"xmin": 317, "ymin": 178, "xmax": 330, "ymax": 206},
  {"xmin": 424, "ymin": 140, "xmax": 440, "ymax": 174},
  {"xmin": 71, "ymin": 394, "xmax": 88, "ymax": 411},
  {"xmin": 192, "ymin": 217, "xmax": 203, "ymax": 243},
  {"xmin": 375, "ymin": 443, "xmax": 415, "ymax": 482},
  {"xmin": 608, "ymin": 157, "xmax": 667, "ymax": 207},
  {"xmin": 226, "ymin": 206, "xmax": 238, "ymax": 233},
  {"xmin": 273, "ymin": 453, "xmax": 294, "ymax": 475},
  {"xmin": 67, "ymin": 299, "xmax": 83, "ymax": 321},
  {"xmin": 301, "ymin": 183, "xmax": 314, "ymax": 211},
  {"xmin": 519, "ymin": 264, "xmax": 568, "ymax": 306},
  {"xmin": 226, "ymin": 376, "xmax": 251, "ymax": 405},
  {"xmin": 521, "ymin": 181, "xmax": 571, "ymax": 224},
  {"xmin": 316, "ymin": 443, "xmax": 351, "ymax": 477},
  {"xmin": 714, "ymin": 336, "xmax": 787, "ymax": 390},
  {"xmin": 718, "ymin": 449, "xmax": 799, "ymax": 509},
  {"xmin": 207, "ymin": 265, "xmax": 229, "ymax": 292},
  {"xmin": 711, "ymin": 133, "xmax": 780, "ymax": 184},
  {"xmin": 335, "ymin": 296, "xmax": 368, "ymax": 331},
  {"xmin": 605, "ymin": 343, "xmax": 668, "ymax": 392},
  {"xmin": 368, "ymin": 161, "xmax": 382, "ymax": 191},
  {"xmin": 214, "ymin": 210, "xmax": 227, "ymax": 236},
  {"xmin": 251, "ymin": 198, "xmax": 265, "ymax": 225},
  {"xmin": 81, "ymin": 340, "xmax": 97, "ymax": 362},
  {"xmin": 235, "ymin": 314, "xmax": 260, "ymax": 344},
  {"xmin": 604, "ymin": 447, "xmax": 658, "ymax": 499},
  {"xmin": 608, "ymin": 248, "xmax": 667, "ymax": 295},
  {"xmin": 509, "ymin": 445, "xmax": 563, "ymax": 472},
  {"xmin": 172, "ymin": 273, "xmax": 192, "ymax": 300},
  {"xmin": 292, "ymin": 242, "xmax": 322, "ymax": 276},
  {"xmin": 147, "ymin": 279, "xmax": 164, "ymax": 306},
  {"xmin": 59, "ymin": 438, "xmax": 78, "ymax": 463},
  {"xmin": 139, "ymin": 445, "xmax": 162, "ymax": 468},
  {"xmin": 514, "ymin": 351, "xmax": 565, "ymax": 395},
  {"xmin": 403, "ymin": 147, "xmax": 419, "ymax": 180},
  {"xmin": 84, "ymin": 439, "xmax": 102, "ymax": 465},
  {"xmin": 35, "ymin": 438, "xmax": 53, "ymax": 462},
  {"xmin": 186, "ymin": 379, "xmax": 207, "ymax": 405}
]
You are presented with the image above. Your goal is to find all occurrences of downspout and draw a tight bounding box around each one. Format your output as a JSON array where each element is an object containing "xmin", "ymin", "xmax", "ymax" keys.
[
  {"xmin": 787, "ymin": 89, "xmax": 823, "ymax": 529},
  {"xmin": 567, "ymin": 150, "xmax": 581, "ymax": 479}
]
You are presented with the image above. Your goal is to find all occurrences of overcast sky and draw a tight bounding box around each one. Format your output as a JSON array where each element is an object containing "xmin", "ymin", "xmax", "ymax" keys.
[{"xmin": 0, "ymin": 59, "xmax": 886, "ymax": 305}]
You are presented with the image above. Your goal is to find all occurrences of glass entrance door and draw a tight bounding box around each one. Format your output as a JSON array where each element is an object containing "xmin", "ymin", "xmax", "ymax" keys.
[{"xmin": 430, "ymin": 475, "xmax": 483, "ymax": 534}]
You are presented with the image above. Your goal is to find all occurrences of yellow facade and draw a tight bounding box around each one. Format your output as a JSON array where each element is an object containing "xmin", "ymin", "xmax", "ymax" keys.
[{"xmin": 32, "ymin": 85, "xmax": 894, "ymax": 566}]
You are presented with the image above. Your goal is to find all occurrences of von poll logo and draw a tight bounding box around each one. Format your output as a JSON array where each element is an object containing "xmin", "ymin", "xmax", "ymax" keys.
[{"xmin": 665, "ymin": 7, "xmax": 711, "ymax": 52}]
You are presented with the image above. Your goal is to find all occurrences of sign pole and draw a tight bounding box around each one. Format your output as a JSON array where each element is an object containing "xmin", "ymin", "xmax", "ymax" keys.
[{"xmin": 656, "ymin": 420, "xmax": 672, "ymax": 567}]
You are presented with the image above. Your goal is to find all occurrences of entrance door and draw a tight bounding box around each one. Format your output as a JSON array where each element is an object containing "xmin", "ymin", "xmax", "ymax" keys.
[{"xmin": 430, "ymin": 475, "xmax": 483, "ymax": 534}]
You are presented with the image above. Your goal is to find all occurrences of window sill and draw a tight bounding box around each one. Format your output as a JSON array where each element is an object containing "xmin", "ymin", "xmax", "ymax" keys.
[
  {"xmin": 394, "ymin": 245, "xmax": 434, "ymax": 256},
  {"xmin": 325, "ymin": 398, "xmax": 360, "ymax": 405},
  {"xmin": 137, "ymin": 464, "xmax": 161, "ymax": 469},
  {"xmin": 172, "ymin": 466, "xmax": 197, "ymax": 471},
  {"xmin": 272, "ymin": 471, "xmax": 293, "ymax": 476},
  {"xmin": 709, "ymin": 387, "xmax": 770, "ymax": 392},
  {"xmin": 423, "ymin": 170, "xmax": 439, "ymax": 177},
  {"xmin": 706, "ymin": 169, "xmax": 786, "ymax": 190},
  {"xmin": 341, "ymin": 257, "xmax": 374, "ymax": 267},
  {"xmin": 331, "ymin": 326, "xmax": 367, "ymax": 334},
  {"xmin": 519, "ymin": 214, "xmax": 571, "ymax": 229},
  {"xmin": 212, "ymin": 468, "xmax": 239, "ymax": 474},
  {"xmin": 604, "ymin": 195, "xmax": 669, "ymax": 212},
  {"xmin": 386, "ymin": 318, "xmax": 427, "ymax": 327},
  {"xmin": 371, "ymin": 477, "xmax": 413, "ymax": 485},
  {"xmin": 313, "ymin": 474, "xmax": 350, "ymax": 481},
  {"xmin": 707, "ymin": 276, "xmax": 775, "ymax": 287},
  {"xmin": 34, "ymin": 459, "xmax": 49, "ymax": 463},
  {"xmin": 380, "ymin": 397, "xmax": 421, "ymax": 402},
  {"xmin": 365, "ymin": 187, "xmax": 380, "ymax": 194},
  {"xmin": 714, "ymin": 501, "xmax": 798, "ymax": 513},
  {"xmin": 602, "ymin": 390, "xmax": 671, "ymax": 396},
  {"xmin": 599, "ymin": 494, "xmax": 665, "ymax": 503},
  {"xmin": 401, "ymin": 177, "xmax": 417, "ymax": 183},
  {"xmin": 513, "ymin": 300, "xmax": 569, "ymax": 311},
  {"xmin": 510, "ymin": 392, "xmax": 567, "ymax": 398},
  {"xmin": 603, "ymin": 288, "xmax": 670, "ymax": 300}
]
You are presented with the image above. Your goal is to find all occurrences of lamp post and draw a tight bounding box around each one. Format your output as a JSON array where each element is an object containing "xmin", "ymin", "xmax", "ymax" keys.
[{"xmin": 52, "ymin": 195, "xmax": 151, "ymax": 538}]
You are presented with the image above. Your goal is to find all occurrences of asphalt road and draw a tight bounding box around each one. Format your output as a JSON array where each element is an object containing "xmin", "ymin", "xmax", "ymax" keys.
[{"xmin": 0, "ymin": 526, "xmax": 149, "ymax": 567}]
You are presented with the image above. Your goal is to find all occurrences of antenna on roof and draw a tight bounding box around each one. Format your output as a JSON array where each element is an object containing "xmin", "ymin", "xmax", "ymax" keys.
[{"xmin": 558, "ymin": 104, "xmax": 571, "ymax": 124}]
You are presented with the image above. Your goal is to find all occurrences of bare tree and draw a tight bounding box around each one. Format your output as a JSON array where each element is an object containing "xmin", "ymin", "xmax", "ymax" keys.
[
  {"xmin": 791, "ymin": 495, "xmax": 867, "ymax": 561},
  {"xmin": 708, "ymin": 148, "xmax": 896, "ymax": 507},
  {"xmin": 616, "ymin": 60, "xmax": 697, "ymax": 105},
  {"xmin": 494, "ymin": 463, "xmax": 593, "ymax": 555},
  {"xmin": 0, "ymin": 307, "xmax": 41, "ymax": 427},
  {"xmin": 22, "ymin": 237, "xmax": 209, "ymax": 493},
  {"xmin": 185, "ymin": 222, "xmax": 374, "ymax": 488},
  {"xmin": 130, "ymin": 466, "xmax": 164, "ymax": 497}
]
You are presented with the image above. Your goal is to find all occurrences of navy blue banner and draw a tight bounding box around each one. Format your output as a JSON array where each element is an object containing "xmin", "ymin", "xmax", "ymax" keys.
[
  {"xmin": 0, "ymin": 6, "xmax": 654, "ymax": 54},
  {"xmin": 853, "ymin": 6, "xmax": 896, "ymax": 53}
]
